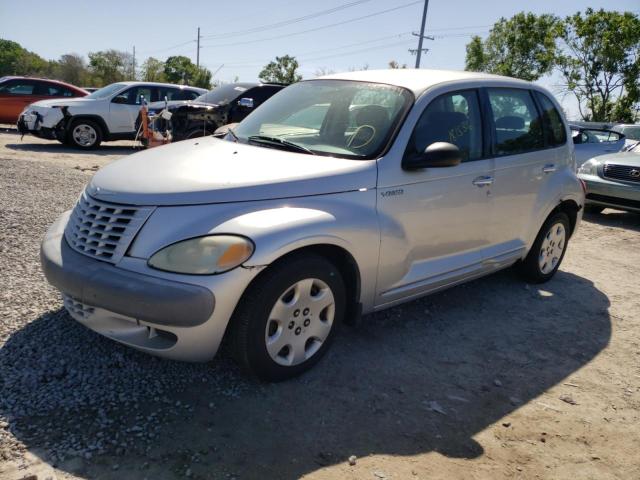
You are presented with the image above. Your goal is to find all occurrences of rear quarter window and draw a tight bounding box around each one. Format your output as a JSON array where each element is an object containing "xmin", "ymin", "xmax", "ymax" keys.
[{"xmin": 535, "ymin": 91, "xmax": 567, "ymax": 147}]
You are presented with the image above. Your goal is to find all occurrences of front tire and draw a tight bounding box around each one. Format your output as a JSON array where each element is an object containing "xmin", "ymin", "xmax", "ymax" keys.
[
  {"xmin": 68, "ymin": 119, "xmax": 102, "ymax": 149},
  {"xmin": 230, "ymin": 254, "xmax": 346, "ymax": 382},
  {"xmin": 517, "ymin": 212, "xmax": 570, "ymax": 283}
]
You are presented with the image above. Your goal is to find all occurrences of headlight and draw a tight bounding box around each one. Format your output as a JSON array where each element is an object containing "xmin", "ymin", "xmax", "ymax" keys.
[
  {"xmin": 148, "ymin": 235, "xmax": 254, "ymax": 274},
  {"xmin": 578, "ymin": 159, "xmax": 598, "ymax": 175}
]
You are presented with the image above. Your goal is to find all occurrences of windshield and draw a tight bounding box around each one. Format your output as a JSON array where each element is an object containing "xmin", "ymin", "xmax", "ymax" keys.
[
  {"xmin": 616, "ymin": 125, "xmax": 640, "ymax": 140},
  {"xmin": 87, "ymin": 83, "xmax": 127, "ymax": 99},
  {"xmin": 195, "ymin": 83, "xmax": 253, "ymax": 105},
  {"xmin": 232, "ymin": 80, "xmax": 413, "ymax": 159}
]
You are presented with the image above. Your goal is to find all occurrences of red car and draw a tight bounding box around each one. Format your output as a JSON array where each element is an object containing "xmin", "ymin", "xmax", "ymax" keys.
[{"xmin": 0, "ymin": 76, "xmax": 87, "ymax": 124}]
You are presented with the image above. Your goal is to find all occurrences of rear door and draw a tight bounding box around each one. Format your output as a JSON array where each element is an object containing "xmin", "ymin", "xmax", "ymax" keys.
[
  {"xmin": 109, "ymin": 85, "xmax": 158, "ymax": 133},
  {"xmin": 375, "ymin": 88, "xmax": 495, "ymax": 307},
  {"xmin": 0, "ymin": 79, "xmax": 38, "ymax": 123},
  {"xmin": 485, "ymin": 88, "xmax": 558, "ymax": 259}
]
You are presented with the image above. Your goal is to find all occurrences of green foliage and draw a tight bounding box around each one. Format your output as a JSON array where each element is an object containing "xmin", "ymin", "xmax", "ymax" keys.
[
  {"xmin": 141, "ymin": 57, "xmax": 166, "ymax": 83},
  {"xmin": 556, "ymin": 8, "xmax": 640, "ymax": 122},
  {"xmin": 88, "ymin": 49, "xmax": 133, "ymax": 85},
  {"xmin": 0, "ymin": 39, "xmax": 51, "ymax": 77},
  {"xmin": 193, "ymin": 67, "xmax": 212, "ymax": 90},
  {"xmin": 164, "ymin": 56, "xmax": 197, "ymax": 84},
  {"xmin": 259, "ymin": 55, "xmax": 302, "ymax": 84},
  {"xmin": 163, "ymin": 56, "xmax": 212, "ymax": 88},
  {"xmin": 464, "ymin": 12, "xmax": 559, "ymax": 81},
  {"xmin": 52, "ymin": 54, "xmax": 90, "ymax": 86}
]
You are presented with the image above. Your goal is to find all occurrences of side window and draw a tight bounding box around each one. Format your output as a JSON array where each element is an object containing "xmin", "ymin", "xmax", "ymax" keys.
[
  {"xmin": 160, "ymin": 88, "xmax": 196, "ymax": 101},
  {"xmin": 488, "ymin": 88, "xmax": 544, "ymax": 155},
  {"xmin": 405, "ymin": 89, "xmax": 483, "ymax": 162},
  {"xmin": 246, "ymin": 86, "xmax": 280, "ymax": 107},
  {"xmin": 535, "ymin": 91, "xmax": 567, "ymax": 147},
  {"xmin": 113, "ymin": 86, "xmax": 156, "ymax": 105},
  {"xmin": 0, "ymin": 80, "xmax": 36, "ymax": 95}
]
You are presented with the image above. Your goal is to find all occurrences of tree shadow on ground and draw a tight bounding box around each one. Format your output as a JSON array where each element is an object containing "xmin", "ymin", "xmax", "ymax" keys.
[
  {"xmin": 0, "ymin": 269, "xmax": 611, "ymax": 479},
  {"xmin": 583, "ymin": 209, "xmax": 640, "ymax": 233}
]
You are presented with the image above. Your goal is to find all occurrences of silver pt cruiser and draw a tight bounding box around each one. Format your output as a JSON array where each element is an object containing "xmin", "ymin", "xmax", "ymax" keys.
[{"xmin": 41, "ymin": 70, "xmax": 585, "ymax": 381}]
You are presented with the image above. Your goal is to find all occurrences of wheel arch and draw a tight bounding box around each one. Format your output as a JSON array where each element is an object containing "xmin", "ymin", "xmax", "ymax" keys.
[
  {"xmin": 242, "ymin": 243, "xmax": 362, "ymax": 325},
  {"xmin": 549, "ymin": 198, "xmax": 581, "ymax": 237}
]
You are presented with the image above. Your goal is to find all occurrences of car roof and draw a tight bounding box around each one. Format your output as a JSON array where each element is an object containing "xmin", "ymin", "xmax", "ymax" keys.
[
  {"xmin": 0, "ymin": 75, "xmax": 86, "ymax": 90},
  {"xmin": 317, "ymin": 68, "xmax": 531, "ymax": 96},
  {"xmin": 113, "ymin": 81, "xmax": 207, "ymax": 92}
]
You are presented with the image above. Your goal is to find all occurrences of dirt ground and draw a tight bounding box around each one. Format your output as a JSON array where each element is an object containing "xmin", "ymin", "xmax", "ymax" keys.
[{"xmin": 0, "ymin": 130, "xmax": 639, "ymax": 480}]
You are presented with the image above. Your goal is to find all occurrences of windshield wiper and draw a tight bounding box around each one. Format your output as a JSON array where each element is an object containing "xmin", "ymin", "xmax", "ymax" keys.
[{"xmin": 248, "ymin": 135, "xmax": 315, "ymax": 155}]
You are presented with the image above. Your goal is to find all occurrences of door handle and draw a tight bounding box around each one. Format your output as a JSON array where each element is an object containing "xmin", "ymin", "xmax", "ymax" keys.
[
  {"xmin": 542, "ymin": 164, "xmax": 556, "ymax": 173},
  {"xmin": 472, "ymin": 175, "xmax": 494, "ymax": 187}
]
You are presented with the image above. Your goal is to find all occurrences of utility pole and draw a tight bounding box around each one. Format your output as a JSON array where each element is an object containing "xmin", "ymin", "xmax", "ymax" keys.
[
  {"xmin": 410, "ymin": 0, "xmax": 433, "ymax": 68},
  {"xmin": 132, "ymin": 45, "xmax": 136, "ymax": 80},
  {"xmin": 196, "ymin": 27, "xmax": 201, "ymax": 68}
]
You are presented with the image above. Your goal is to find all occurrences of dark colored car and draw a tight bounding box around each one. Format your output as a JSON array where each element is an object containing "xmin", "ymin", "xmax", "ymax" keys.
[
  {"xmin": 142, "ymin": 82, "xmax": 285, "ymax": 142},
  {"xmin": 0, "ymin": 76, "xmax": 87, "ymax": 124}
]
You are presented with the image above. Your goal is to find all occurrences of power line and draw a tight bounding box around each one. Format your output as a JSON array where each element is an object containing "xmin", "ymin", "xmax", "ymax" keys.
[
  {"xmin": 201, "ymin": 0, "xmax": 374, "ymax": 40},
  {"xmin": 200, "ymin": 1, "xmax": 423, "ymax": 49},
  {"xmin": 201, "ymin": 30, "xmax": 487, "ymax": 69},
  {"xmin": 139, "ymin": 39, "xmax": 195, "ymax": 56}
]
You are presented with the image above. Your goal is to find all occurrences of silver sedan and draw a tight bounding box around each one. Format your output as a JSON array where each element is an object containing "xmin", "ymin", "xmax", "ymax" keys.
[{"xmin": 577, "ymin": 142, "xmax": 640, "ymax": 213}]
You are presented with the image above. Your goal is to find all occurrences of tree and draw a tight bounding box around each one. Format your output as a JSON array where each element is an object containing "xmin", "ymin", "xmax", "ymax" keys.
[
  {"xmin": 164, "ymin": 55, "xmax": 197, "ymax": 84},
  {"xmin": 141, "ymin": 57, "xmax": 166, "ymax": 82},
  {"xmin": 88, "ymin": 49, "xmax": 132, "ymax": 86},
  {"xmin": 53, "ymin": 53, "xmax": 90, "ymax": 86},
  {"xmin": 388, "ymin": 60, "xmax": 407, "ymax": 69},
  {"xmin": 193, "ymin": 67, "xmax": 212, "ymax": 89},
  {"xmin": 259, "ymin": 55, "xmax": 302, "ymax": 84},
  {"xmin": 556, "ymin": 9, "xmax": 640, "ymax": 122},
  {"xmin": 464, "ymin": 12, "xmax": 559, "ymax": 81},
  {"xmin": 314, "ymin": 67, "xmax": 335, "ymax": 77},
  {"xmin": 0, "ymin": 39, "xmax": 50, "ymax": 77}
]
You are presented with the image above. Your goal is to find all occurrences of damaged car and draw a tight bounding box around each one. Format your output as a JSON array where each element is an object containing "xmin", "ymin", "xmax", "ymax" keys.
[
  {"xmin": 140, "ymin": 82, "xmax": 285, "ymax": 144},
  {"xmin": 17, "ymin": 81, "xmax": 206, "ymax": 149}
]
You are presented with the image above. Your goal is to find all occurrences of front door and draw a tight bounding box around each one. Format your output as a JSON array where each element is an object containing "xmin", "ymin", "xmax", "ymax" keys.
[
  {"xmin": 109, "ymin": 86, "xmax": 156, "ymax": 133},
  {"xmin": 375, "ymin": 88, "xmax": 495, "ymax": 308}
]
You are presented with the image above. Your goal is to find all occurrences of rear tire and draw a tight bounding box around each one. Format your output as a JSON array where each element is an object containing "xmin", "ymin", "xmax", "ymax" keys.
[
  {"xmin": 517, "ymin": 212, "xmax": 570, "ymax": 283},
  {"xmin": 230, "ymin": 254, "xmax": 346, "ymax": 382},
  {"xmin": 584, "ymin": 205, "xmax": 604, "ymax": 214},
  {"xmin": 68, "ymin": 119, "xmax": 102, "ymax": 149}
]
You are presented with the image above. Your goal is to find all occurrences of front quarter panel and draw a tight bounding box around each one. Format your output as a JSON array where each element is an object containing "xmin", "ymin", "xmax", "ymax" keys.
[{"xmin": 127, "ymin": 190, "xmax": 380, "ymax": 311}]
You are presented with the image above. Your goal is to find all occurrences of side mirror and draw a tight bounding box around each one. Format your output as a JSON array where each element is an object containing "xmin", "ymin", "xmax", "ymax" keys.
[
  {"xmin": 402, "ymin": 142, "xmax": 462, "ymax": 170},
  {"xmin": 238, "ymin": 97, "xmax": 254, "ymax": 108},
  {"xmin": 112, "ymin": 95, "xmax": 128, "ymax": 104}
]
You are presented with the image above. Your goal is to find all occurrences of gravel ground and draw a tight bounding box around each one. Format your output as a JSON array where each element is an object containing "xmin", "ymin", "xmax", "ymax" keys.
[{"xmin": 0, "ymin": 132, "xmax": 639, "ymax": 480}]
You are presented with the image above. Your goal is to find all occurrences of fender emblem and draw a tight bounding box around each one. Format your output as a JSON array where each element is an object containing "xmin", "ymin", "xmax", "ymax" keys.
[{"xmin": 380, "ymin": 189, "xmax": 404, "ymax": 198}]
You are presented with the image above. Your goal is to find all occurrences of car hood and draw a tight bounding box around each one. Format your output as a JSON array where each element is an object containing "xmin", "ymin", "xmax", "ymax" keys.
[
  {"xmin": 590, "ymin": 151, "xmax": 640, "ymax": 166},
  {"xmin": 30, "ymin": 97, "xmax": 98, "ymax": 108},
  {"xmin": 147, "ymin": 100, "xmax": 220, "ymax": 111},
  {"xmin": 88, "ymin": 136, "xmax": 376, "ymax": 206}
]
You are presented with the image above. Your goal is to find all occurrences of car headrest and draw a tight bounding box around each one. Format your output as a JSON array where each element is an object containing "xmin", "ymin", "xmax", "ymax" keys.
[
  {"xmin": 355, "ymin": 105, "xmax": 389, "ymax": 129},
  {"xmin": 496, "ymin": 115, "xmax": 525, "ymax": 130}
]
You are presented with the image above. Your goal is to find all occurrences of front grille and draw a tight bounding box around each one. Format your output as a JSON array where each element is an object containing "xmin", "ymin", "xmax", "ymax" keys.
[
  {"xmin": 603, "ymin": 163, "xmax": 640, "ymax": 183},
  {"xmin": 63, "ymin": 294, "xmax": 95, "ymax": 319},
  {"xmin": 64, "ymin": 191, "xmax": 154, "ymax": 263}
]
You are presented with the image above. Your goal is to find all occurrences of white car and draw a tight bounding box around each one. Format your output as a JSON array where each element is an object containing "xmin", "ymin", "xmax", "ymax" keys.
[
  {"xmin": 17, "ymin": 82, "xmax": 207, "ymax": 149},
  {"xmin": 41, "ymin": 69, "xmax": 584, "ymax": 381},
  {"xmin": 571, "ymin": 125, "xmax": 626, "ymax": 167}
]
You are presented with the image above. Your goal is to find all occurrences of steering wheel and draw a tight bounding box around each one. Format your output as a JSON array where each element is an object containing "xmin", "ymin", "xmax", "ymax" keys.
[{"xmin": 347, "ymin": 124, "xmax": 376, "ymax": 149}]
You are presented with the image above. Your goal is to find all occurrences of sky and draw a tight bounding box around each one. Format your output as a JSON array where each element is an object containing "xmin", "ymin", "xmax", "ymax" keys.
[{"xmin": 1, "ymin": 0, "xmax": 638, "ymax": 119}]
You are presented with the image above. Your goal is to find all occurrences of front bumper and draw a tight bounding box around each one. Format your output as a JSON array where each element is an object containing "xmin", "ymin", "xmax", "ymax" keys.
[
  {"xmin": 579, "ymin": 174, "xmax": 640, "ymax": 212},
  {"xmin": 40, "ymin": 212, "xmax": 256, "ymax": 361}
]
